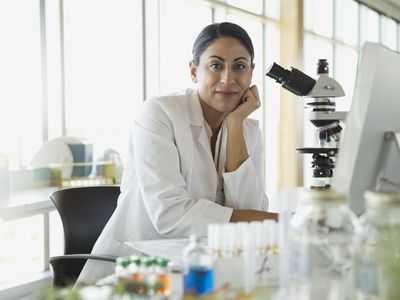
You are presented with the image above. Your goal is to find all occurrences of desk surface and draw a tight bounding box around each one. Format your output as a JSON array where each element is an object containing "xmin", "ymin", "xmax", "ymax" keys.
[{"xmin": 122, "ymin": 238, "xmax": 280, "ymax": 299}]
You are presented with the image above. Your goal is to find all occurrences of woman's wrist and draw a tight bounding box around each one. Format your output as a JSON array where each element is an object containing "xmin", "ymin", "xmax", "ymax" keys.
[{"xmin": 226, "ymin": 113, "xmax": 245, "ymax": 126}]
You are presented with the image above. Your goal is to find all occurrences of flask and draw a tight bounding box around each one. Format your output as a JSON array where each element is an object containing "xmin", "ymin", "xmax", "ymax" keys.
[
  {"xmin": 288, "ymin": 189, "xmax": 360, "ymax": 300},
  {"xmin": 355, "ymin": 191, "xmax": 400, "ymax": 300},
  {"xmin": 183, "ymin": 234, "xmax": 214, "ymax": 296}
]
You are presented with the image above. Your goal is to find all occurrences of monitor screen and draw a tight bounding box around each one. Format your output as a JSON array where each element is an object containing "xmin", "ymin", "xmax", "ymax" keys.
[{"xmin": 332, "ymin": 42, "xmax": 400, "ymax": 215}]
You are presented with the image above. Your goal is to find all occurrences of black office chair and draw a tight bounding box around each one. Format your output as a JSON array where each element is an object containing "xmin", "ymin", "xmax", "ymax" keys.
[{"xmin": 49, "ymin": 185, "xmax": 120, "ymax": 287}]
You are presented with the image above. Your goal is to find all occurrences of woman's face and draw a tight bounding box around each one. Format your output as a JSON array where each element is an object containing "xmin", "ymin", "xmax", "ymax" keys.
[{"xmin": 190, "ymin": 36, "xmax": 254, "ymax": 117}]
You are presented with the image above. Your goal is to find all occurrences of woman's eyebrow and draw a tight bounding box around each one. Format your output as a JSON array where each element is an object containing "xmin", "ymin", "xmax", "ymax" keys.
[
  {"xmin": 208, "ymin": 55, "xmax": 224, "ymax": 61},
  {"xmin": 234, "ymin": 57, "xmax": 249, "ymax": 62},
  {"xmin": 207, "ymin": 55, "xmax": 249, "ymax": 62}
]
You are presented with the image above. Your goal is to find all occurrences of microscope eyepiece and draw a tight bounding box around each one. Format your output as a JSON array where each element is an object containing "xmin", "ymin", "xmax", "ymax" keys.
[
  {"xmin": 265, "ymin": 63, "xmax": 290, "ymax": 84},
  {"xmin": 266, "ymin": 62, "xmax": 316, "ymax": 96},
  {"xmin": 317, "ymin": 59, "xmax": 329, "ymax": 74}
]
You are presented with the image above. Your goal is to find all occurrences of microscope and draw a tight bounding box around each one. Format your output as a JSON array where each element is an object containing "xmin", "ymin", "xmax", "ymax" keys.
[{"xmin": 266, "ymin": 59, "xmax": 346, "ymax": 189}]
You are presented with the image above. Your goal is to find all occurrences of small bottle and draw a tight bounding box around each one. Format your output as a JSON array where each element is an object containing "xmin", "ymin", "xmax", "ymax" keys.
[
  {"xmin": 115, "ymin": 257, "xmax": 130, "ymax": 280},
  {"xmin": 183, "ymin": 234, "xmax": 214, "ymax": 296},
  {"xmin": 140, "ymin": 257, "xmax": 156, "ymax": 295},
  {"xmin": 128, "ymin": 255, "xmax": 143, "ymax": 282},
  {"xmin": 155, "ymin": 257, "xmax": 172, "ymax": 296},
  {"xmin": 355, "ymin": 191, "xmax": 400, "ymax": 300},
  {"xmin": 288, "ymin": 189, "xmax": 361, "ymax": 300}
]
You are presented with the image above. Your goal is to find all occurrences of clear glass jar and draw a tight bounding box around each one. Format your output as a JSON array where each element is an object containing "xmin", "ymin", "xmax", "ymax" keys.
[
  {"xmin": 183, "ymin": 234, "xmax": 214, "ymax": 296},
  {"xmin": 355, "ymin": 191, "xmax": 400, "ymax": 300},
  {"xmin": 288, "ymin": 189, "xmax": 361, "ymax": 300}
]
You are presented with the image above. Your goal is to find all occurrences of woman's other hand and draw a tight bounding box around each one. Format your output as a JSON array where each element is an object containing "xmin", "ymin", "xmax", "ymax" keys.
[{"xmin": 230, "ymin": 209, "xmax": 278, "ymax": 222}]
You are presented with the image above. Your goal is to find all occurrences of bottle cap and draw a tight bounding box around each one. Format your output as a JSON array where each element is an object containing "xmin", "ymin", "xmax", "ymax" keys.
[
  {"xmin": 364, "ymin": 191, "xmax": 400, "ymax": 208},
  {"xmin": 300, "ymin": 188, "xmax": 347, "ymax": 204},
  {"xmin": 129, "ymin": 255, "xmax": 140, "ymax": 264},
  {"xmin": 116, "ymin": 257, "xmax": 130, "ymax": 267},
  {"xmin": 140, "ymin": 257, "xmax": 154, "ymax": 267},
  {"xmin": 156, "ymin": 257, "xmax": 169, "ymax": 267}
]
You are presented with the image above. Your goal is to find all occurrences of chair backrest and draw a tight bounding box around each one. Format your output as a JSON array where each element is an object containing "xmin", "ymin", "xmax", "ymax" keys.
[{"xmin": 50, "ymin": 185, "xmax": 120, "ymax": 255}]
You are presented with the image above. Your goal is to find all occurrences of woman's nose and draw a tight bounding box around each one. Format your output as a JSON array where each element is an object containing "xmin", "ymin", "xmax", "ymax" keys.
[{"xmin": 220, "ymin": 68, "xmax": 234, "ymax": 84}]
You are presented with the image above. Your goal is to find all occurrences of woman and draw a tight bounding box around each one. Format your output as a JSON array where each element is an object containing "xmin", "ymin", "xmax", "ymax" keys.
[{"xmin": 78, "ymin": 22, "xmax": 277, "ymax": 285}]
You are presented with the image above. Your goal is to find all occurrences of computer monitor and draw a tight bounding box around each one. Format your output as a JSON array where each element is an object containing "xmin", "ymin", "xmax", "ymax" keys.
[{"xmin": 332, "ymin": 42, "xmax": 400, "ymax": 215}]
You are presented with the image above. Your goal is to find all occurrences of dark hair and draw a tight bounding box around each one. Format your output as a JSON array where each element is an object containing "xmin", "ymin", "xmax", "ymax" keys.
[{"xmin": 192, "ymin": 22, "xmax": 254, "ymax": 65}]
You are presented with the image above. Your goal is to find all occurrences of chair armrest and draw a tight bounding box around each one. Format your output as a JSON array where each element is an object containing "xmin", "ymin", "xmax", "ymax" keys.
[{"xmin": 50, "ymin": 254, "xmax": 117, "ymax": 262}]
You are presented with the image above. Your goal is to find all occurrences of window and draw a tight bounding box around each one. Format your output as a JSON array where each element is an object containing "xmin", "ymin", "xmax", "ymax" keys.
[
  {"xmin": 302, "ymin": 0, "xmax": 400, "ymax": 187},
  {"xmin": 45, "ymin": 0, "xmax": 63, "ymax": 140},
  {"xmin": 360, "ymin": 5, "xmax": 379, "ymax": 45},
  {"xmin": 264, "ymin": 22, "xmax": 280, "ymax": 197},
  {"xmin": 335, "ymin": 0, "xmax": 358, "ymax": 46},
  {"xmin": 63, "ymin": 0, "xmax": 143, "ymax": 156},
  {"xmin": 0, "ymin": 216, "xmax": 44, "ymax": 284},
  {"xmin": 304, "ymin": 0, "xmax": 334, "ymax": 38},
  {"xmin": 0, "ymin": 1, "xmax": 282, "ymax": 289},
  {"xmin": 380, "ymin": 15, "xmax": 397, "ymax": 50},
  {"xmin": 227, "ymin": 0, "xmax": 263, "ymax": 14},
  {"xmin": 158, "ymin": 0, "xmax": 212, "ymax": 94},
  {"xmin": 0, "ymin": 0, "xmax": 43, "ymax": 169}
]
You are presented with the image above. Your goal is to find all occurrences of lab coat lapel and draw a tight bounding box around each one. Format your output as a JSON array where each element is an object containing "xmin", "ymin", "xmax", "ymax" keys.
[
  {"xmin": 188, "ymin": 91, "xmax": 219, "ymax": 185},
  {"xmin": 188, "ymin": 91, "xmax": 213, "ymax": 158}
]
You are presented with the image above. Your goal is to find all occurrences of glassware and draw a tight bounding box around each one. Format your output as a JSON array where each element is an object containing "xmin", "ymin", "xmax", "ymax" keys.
[
  {"xmin": 115, "ymin": 257, "xmax": 130, "ymax": 280},
  {"xmin": 288, "ymin": 189, "xmax": 361, "ymax": 300},
  {"xmin": 155, "ymin": 257, "xmax": 172, "ymax": 296},
  {"xmin": 183, "ymin": 234, "xmax": 214, "ymax": 296},
  {"xmin": 128, "ymin": 255, "xmax": 143, "ymax": 282},
  {"xmin": 355, "ymin": 191, "xmax": 400, "ymax": 300}
]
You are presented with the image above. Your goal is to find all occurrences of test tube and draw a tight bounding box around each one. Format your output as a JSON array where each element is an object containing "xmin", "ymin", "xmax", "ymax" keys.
[
  {"xmin": 250, "ymin": 221, "xmax": 264, "ymax": 255},
  {"xmin": 207, "ymin": 223, "xmax": 221, "ymax": 258},
  {"xmin": 269, "ymin": 221, "xmax": 279, "ymax": 254},
  {"xmin": 235, "ymin": 222, "xmax": 247, "ymax": 256},
  {"xmin": 242, "ymin": 222, "xmax": 256, "ymax": 293}
]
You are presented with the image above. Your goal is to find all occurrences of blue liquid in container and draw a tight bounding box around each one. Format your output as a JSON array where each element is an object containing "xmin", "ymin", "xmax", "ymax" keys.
[{"xmin": 184, "ymin": 265, "xmax": 214, "ymax": 296}]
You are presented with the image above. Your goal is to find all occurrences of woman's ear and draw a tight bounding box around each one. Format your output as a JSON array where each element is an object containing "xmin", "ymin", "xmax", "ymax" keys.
[
  {"xmin": 250, "ymin": 62, "xmax": 255, "ymax": 79},
  {"xmin": 189, "ymin": 60, "xmax": 198, "ymax": 83}
]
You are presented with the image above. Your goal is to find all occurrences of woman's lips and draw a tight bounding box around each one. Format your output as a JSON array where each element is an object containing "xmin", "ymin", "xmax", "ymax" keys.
[{"xmin": 216, "ymin": 91, "xmax": 238, "ymax": 97}]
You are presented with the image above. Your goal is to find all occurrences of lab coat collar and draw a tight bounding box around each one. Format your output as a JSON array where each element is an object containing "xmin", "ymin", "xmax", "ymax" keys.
[{"xmin": 187, "ymin": 88, "xmax": 205, "ymax": 127}]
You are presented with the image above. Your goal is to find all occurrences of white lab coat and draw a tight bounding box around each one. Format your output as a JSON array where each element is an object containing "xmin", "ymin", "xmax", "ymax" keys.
[{"xmin": 77, "ymin": 88, "xmax": 268, "ymax": 285}]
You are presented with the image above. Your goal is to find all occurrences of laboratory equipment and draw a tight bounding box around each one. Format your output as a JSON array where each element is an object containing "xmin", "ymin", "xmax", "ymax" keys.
[
  {"xmin": 288, "ymin": 189, "xmax": 361, "ymax": 300},
  {"xmin": 266, "ymin": 59, "xmax": 346, "ymax": 188},
  {"xmin": 355, "ymin": 191, "xmax": 400, "ymax": 299},
  {"xmin": 332, "ymin": 42, "xmax": 400, "ymax": 215},
  {"xmin": 183, "ymin": 234, "xmax": 214, "ymax": 296},
  {"xmin": 208, "ymin": 221, "xmax": 280, "ymax": 291}
]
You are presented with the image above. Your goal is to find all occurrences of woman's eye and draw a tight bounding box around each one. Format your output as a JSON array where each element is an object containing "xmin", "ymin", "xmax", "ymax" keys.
[
  {"xmin": 234, "ymin": 64, "xmax": 246, "ymax": 70},
  {"xmin": 210, "ymin": 63, "xmax": 222, "ymax": 70}
]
